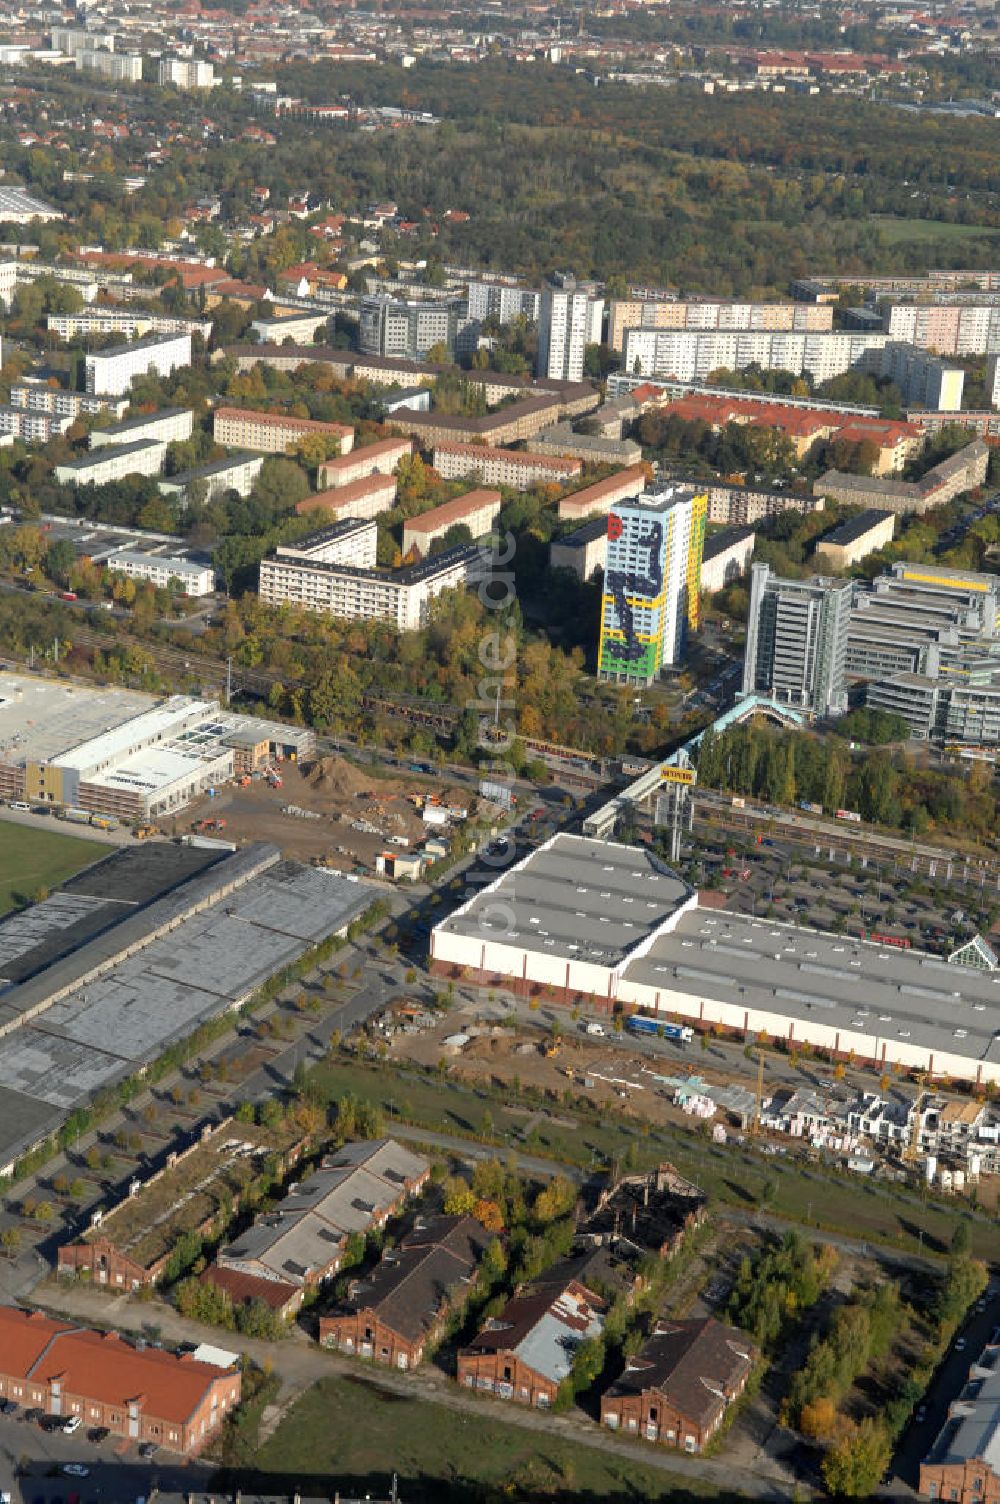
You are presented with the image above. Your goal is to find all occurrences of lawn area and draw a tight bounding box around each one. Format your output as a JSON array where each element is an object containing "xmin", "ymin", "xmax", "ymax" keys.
[
  {"xmin": 872, "ymin": 216, "xmax": 1000, "ymax": 246},
  {"xmin": 0, "ymin": 820, "xmax": 102, "ymax": 915},
  {"xmin": 309, "ymin": 1054, "xmax": 998, "ymax": 1260},
  {"xmin": 249, "ymin": 1374, "xmax": 745, "ymax": 1504}
]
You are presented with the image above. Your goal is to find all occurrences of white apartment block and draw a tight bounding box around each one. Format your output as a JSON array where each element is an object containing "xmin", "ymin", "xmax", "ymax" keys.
[
  {"xmin": 0, "ymin": 261, "xmax": 17, "ymax": 309},
  {"xmin": 16, "ymin": 262, "xmax": 114, "ymax": 295},
  {"xmin": 2, "ymin": 263, "xmax": 93, "ymax": 312},
  {"xmin": 0, "ymin": 260, "xmax": 131, "ymax": 313},
  {"xmin": 622, "ymin": 328, "xmax": 964, "ymax": 410},
  {"xmin": 272, "ymin": 520, "xmax": 378, "ymax": 570},
  {"xmin": 85, "ymin": 333, "xmax": 192, "ymax": 397},
  {"xmin": 90, "ymin": 408, "xmax": 193, "ymax": 450},
  {"xmin": 78, "ymin": 50, "xmax": 142, "ymax": 82},
  {"xmin": 885, "ymin": 301, "xmax": 1000, "ymax": 357},
  {"xmin": 47, "ymin": 310, "xmax": 213, "ymax": 340},
  {"xmin": 879, "ymin": 343, "xmax": 965, "ymax": 411},
  {"xmin": 107, "ymin": 551, "xmax": 215, "ymax": 596},
  {"xmin": 157, "ymin": 58, "xmax": 216, "ymax": 88},
  {"xmin": 213, "ymin": 407, "xmax": 354, "ymax": 456},
  {"xmin": 157, "ymin": 453, "xmax": 264, "ymax": 504},
  {"xmin": 707, "ymin": 482, "xmax": 825, "ymax": 527},
  {"xmin": 622, "ymin": 327, "xmax": 886, "ymax": 385},
  {"xmin": 466, "ymin": 280, "xmax": 542, "ymax": 325},
  {"xmin": 431, "ymin": 442, "xmax": 582, "ymax": 489},
  {"xmin": 9, "ymin": 382, "xmax": 126, "ymax": 420},
  {"xmin": 51, "ymin": 26, "xmax": 115, "ymax": 55},
  {"xmin": 318, "ymin": 437, "xmax": 412, "ymax": 489},
  {"xmin": 258, "ymin": 544, "xmax": 482, "ymax": 630},
  {"xmin": 0, "ymin": 406, "xmax": 72, "ymax": 442},
  {"xmin": 989, "ymin": 354, "xmax": 1000, "ymax": 411},
  {"xmin": 54, "ymin": 440, "xmax": 167, "ymax": 488},
  {"xmin": 537, "ymin": 278, "xmax": 604, "ymax": 383},
  {"xmin": 699, "ymin": 528, "xmax": 756, "ymax": 594},
  {"xmin": 549, "ymin": 518, "xmax": 608, "ymax": 582},
  {"xmin": 608, "ymin": 297, "xmax": 833, "ymax": 353},
  {"xmin": 249, "ymin": 312, "xmax": 329, "ymax": 345}
]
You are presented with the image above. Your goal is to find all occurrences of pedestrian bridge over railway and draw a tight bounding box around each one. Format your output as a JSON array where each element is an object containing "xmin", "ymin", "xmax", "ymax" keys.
[{"xmin": 583, "ymin": 695, "xmax": 806, "ymax": 839}]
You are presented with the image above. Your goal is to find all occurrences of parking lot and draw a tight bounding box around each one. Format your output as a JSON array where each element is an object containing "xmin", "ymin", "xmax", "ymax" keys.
[
  {"xmin": 684, "ymin": 822, "xmax": 999, "ymax": 955},
  {"xmin": 0, "ymin": 1404, "xmax": 213, "ymax": 1500}
]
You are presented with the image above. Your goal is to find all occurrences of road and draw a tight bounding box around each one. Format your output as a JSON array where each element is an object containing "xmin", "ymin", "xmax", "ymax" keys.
[
  {"xmin": 888, "ymin": 1283, "xmax": 1000, "ymax": 1495},
  {"xmin": 0, "ymin": 805, "xmax": 137, "ymax": 847}
]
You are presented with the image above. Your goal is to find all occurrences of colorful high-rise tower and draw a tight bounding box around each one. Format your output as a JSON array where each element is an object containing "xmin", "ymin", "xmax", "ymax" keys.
[{"xmin": 597, "ymin": 485, "xmax": 707, "ymax": 686}]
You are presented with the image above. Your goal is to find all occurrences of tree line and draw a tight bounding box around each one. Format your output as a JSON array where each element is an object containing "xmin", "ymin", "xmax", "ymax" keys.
[{"xmin": 696, "ymin": 720, "xmax": 999, "ymax": 840}]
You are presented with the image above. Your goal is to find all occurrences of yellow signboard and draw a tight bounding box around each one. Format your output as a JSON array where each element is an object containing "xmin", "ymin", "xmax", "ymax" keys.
[{"xmin": 659, "ymin": 765, "xmax": 696, "ymax": 787}]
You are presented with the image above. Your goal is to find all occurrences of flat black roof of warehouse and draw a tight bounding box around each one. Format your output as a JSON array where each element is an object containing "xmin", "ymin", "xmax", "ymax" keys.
[
  {"xmin": 0, "ymin": 844, "xmax": 223, "ymax": 989},
  {"xmin": 62, "ymin": 843, "xmax": 222, "ymax": 905},
  {"xmin": 434, "ymin": 833, "xmax": 690, "ymax": 968}
]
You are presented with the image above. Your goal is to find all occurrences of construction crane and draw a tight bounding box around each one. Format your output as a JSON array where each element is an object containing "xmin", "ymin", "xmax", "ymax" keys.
[{"xmin": 902, "ymin": 1072, "xmax": 928, "ymax": 1165}]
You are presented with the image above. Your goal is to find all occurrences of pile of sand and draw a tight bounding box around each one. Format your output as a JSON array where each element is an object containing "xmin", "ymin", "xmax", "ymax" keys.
[{"xmin": 307, "ymin": 755, "xmax": 375, "ymax": 799}]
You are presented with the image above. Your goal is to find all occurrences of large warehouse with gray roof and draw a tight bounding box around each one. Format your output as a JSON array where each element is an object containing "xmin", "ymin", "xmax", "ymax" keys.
[
  {"xmin": 0, "ymin": 842, "xmax": 372, "ymax": 1174},
  {"xmin": 431, "ymin": 833, "xmax": 1000, "ymax": 1088}
]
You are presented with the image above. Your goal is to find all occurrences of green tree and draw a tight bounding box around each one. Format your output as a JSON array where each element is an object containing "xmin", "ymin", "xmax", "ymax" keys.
[{"xmin": 822, "ymin": 1418, "xmax": 891, "ymax": 1498}]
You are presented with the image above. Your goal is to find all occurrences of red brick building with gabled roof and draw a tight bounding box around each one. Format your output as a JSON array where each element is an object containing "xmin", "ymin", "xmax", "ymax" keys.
[
  {"xmin": 0, "ymin": 1307, "xmax": 240, "ymax": 1454},
  {"xmin": 319, "ymin": 1213, "xmax": 491, "ymax": 1369},
  {"xmin": 458, "ymin": 1256, "xmax": 607, "ymax": 1407},
  {"xmin": 199, "ymin": 1264, "xmax": 302, "ymax": 1321},
  {"xmin": 600, "ymin": 1317, "xmax": 757, "ymax": 1453}
]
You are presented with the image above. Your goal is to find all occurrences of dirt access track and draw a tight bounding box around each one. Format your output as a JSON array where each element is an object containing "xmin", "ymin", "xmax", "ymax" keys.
[{"xmin": 173, "ymin": 755, "xmax": 477, "ymax": 871}]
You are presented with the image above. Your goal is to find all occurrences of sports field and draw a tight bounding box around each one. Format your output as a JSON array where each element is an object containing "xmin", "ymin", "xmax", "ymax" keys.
[
  {"xmin": 0, "ymin": 819, "xmax": 102, "ymax": 916},
  {"xmin": 872, "ymin": 216, "xmax": 1000, "ymax": 246}
]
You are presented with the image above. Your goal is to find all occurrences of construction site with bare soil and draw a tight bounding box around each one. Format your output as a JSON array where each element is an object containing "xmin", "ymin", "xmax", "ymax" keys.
[
  {"xmin": 172, "ymin": 754, "xmax": 484, "ymax": 872},
  {"xmin": 384, "ymin": 1009, "xmax": 749, "ymax": 1134}
]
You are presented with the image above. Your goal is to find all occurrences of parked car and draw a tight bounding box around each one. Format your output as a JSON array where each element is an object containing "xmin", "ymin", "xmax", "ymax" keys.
[
  {"xmin": 0, "ymin": 1400, "xmax": 16, "ymax": 1416},
  {"xmin": 62, "ymin": 1466, "xmax": 89, "ymax": 1478},
  {"xmin": 137, "ymin": 1442, "xmax": 158, "ymax": 1459},
  {"xmin": 61, "ymin": 1415, "xmax": 82, "ymax": 1434},
  {"xmin": 955, "ymin": 1338, "xmax": 967, "ymax": 1352}
]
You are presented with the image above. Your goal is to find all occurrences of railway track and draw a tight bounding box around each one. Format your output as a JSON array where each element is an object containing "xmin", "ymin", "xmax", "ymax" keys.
[
  {"xmin": 35, "ymin": 622, "xmax": 618, "ymax": 778},
  {"xmin": 694, "ymin": 791, "xmax": 1000, "ymax": 884}
]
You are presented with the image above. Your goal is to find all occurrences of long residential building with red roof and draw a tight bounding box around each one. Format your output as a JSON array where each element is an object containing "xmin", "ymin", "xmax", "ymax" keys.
[
  {"xmin": 318, "ymin": 436, "xmax": 413, "ymax": 489},
  {"xmin": 557, "ymin": 464, "xmax": 649, "ymax": 520},
  {"xmin": 295, "ymin": 474, "xmax": 398, "ymax": 521},
  {"xmin": 431, "ymin": 442, "xmax": 582, "ymax": 490},
  {"xmin": 0, "ymin": 1306, "xmax": 240, "ymax": 1454},
  {"xmin": 213, "ymin": 406, "xmax": 354, "ymax": 456},
  {"xmin": 657, "ymin": 393, "xmax": 922, "ymax": 475},
  {"xmin": 402, "ymin": 489, "xmax": 501, "ymax": 557}
]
